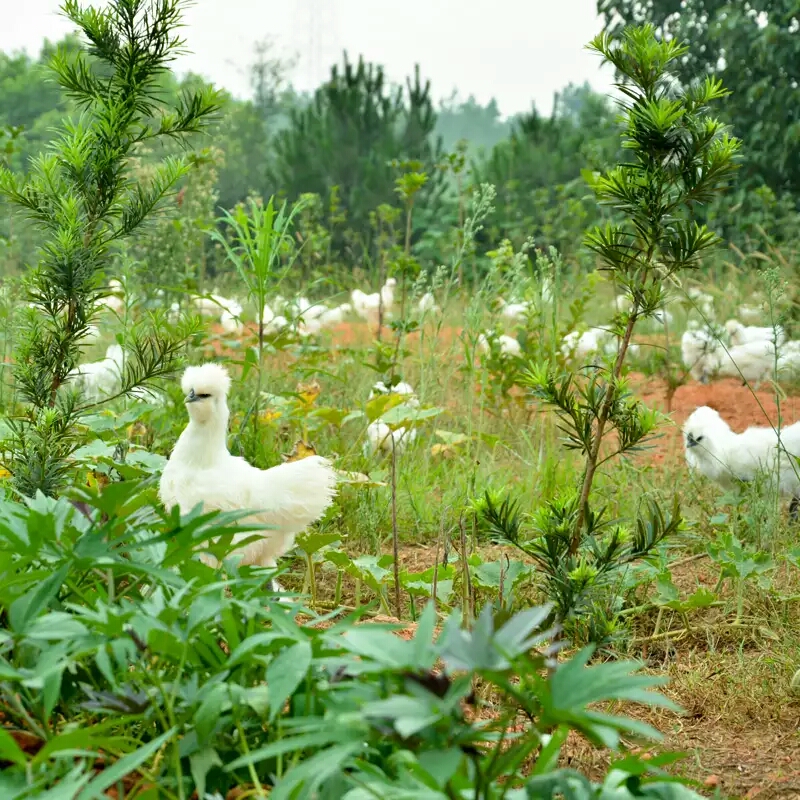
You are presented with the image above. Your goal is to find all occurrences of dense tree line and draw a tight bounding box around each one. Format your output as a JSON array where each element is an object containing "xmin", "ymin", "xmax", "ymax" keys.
[{"xmin": 2, "ymin": 5, "xmax": 799, "ymax": 283}]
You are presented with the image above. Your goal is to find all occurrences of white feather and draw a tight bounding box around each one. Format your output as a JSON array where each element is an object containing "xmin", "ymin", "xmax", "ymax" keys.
[
  {"xmin": 684, "ymin": 405, "xmax": 800, "ymax": 500},
  {"xmin": 477, "ymin": 332, "xmax": 521, "ymax": 357},
  {"xmin": 159, "ymin": 363, "xmax": 338, "ymax": 569},
  {"xmin": 725, "ymin": 319, "xmax": 785, "ymax": 347},
  {"xmin": 363, "ymin": 420, "xmax": 416, "ymax": 456},
  {"xmin": 66, "ymin": 344, "xmax": 124, "ymax": 400}
]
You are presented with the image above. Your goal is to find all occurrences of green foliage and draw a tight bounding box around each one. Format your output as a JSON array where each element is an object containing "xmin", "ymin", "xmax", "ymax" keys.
[
  {"xmin": 599, "ymin": 0, "xmax": 800, "ymax": 199},
  {"xmin": 0, "ymin": 0, "xmax": 218, "ymax": 496},
  {"xmin": 270, "ymin": 55, "xmax": 447, "ymax": 264},
  {"xmin": 0, "ymin": 484, "xmax": 707, "ymax": 797},
  {"xmin": 478, "ymin": 24, "xmax": 740, "ymax": 642},
  {"xmin": 474, "ymin": 83, "xmax": 621, "ymax": 260}
]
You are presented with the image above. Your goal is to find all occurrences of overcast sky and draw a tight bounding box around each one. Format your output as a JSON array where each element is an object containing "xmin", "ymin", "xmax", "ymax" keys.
[{"xmin": 0, "ymin": 0, "xmax": 615, "ymax": 117}]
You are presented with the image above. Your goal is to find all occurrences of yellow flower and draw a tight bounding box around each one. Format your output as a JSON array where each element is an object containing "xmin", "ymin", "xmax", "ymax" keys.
[
  {"xmin": 0, "ymin": 468, "xmax": 11, "ymax": 480},
  {"xmin": 284, "ymin": 440, "xmax": 317, "ymax": 462},
  {"xmin": 259, "ymin": 409, "xmax": 282, "ymax": 424},
  {"xmin": 296, "ymin": 380, "xmax": 321, "ymax": 408},
  {"xmin": 86, "ymin": 470, "xmax": 110, "ymax": 490}
]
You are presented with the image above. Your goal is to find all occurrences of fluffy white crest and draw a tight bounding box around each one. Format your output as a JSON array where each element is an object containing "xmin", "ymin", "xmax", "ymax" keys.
[{"xmin": 181, "ymin": 363, "xmax": 231, "ymax": 400}]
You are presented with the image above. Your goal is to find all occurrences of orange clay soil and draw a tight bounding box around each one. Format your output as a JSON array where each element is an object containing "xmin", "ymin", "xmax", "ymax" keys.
[{"xmin": 630, "ymin": 373, "xmax": 800, "ymax": 467}]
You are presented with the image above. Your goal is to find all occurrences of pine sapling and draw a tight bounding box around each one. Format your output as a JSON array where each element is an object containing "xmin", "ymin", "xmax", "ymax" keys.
[{"xmin": 0, "ymin": 0, "xmax": 218, "ymax": 496}]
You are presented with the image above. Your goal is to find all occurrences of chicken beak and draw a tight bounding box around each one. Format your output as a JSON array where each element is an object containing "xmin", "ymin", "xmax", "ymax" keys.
[
  {"xmin": 686, "ymin": 434, "xmax": 698, "ymax": 448},
  {"xmin": 185, "ymin": 388, "xmax": 199, "ymax": 403}
]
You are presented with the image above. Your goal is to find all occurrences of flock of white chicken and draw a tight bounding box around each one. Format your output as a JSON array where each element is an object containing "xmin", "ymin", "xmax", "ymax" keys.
[
  {"xmin": 553, "ymin": 285, "xmax": 797, "ymax": 388},
  {"xmin": 189, "ymin": 276, "xmax": 443, "ymax": 339}
]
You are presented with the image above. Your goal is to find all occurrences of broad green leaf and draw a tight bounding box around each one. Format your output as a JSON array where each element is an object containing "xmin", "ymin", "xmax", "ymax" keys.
[
  {"xmin": 380, "ymin": 404, "xmax": 443, "ymax": 427},
  {"xmin": 8, "ymin": 563, "xmax": 69, "ymax": 634},
  {"xmin": 194, "ymin": 683, "xmax": 229, "ymax": 745},
  {"xmin": 190, "ymin": 747, "xmax": 222, "ymax": 799},
  {"xmin": 0, "ymin": 727, "xmax": 28, "ymax": 767},
  {"xmin": 267, "ymin": 640, "xmax": 312, "ymax": 721},
  {"xmin": 77, "ymin": 727, "xmax": 177, "ymax": 799},
  {"xmin": 295, "ymin": 531, "xmax": 341, "ymax": 555}
]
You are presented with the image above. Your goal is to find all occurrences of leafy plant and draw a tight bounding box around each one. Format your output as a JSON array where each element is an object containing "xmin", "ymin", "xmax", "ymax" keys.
[
  {"xmin": 0, "ymin": 0, "xmax": 217, "ymax": 496},
  {"xmin": 0, "ymin": 483, "xmax": 702, "ymax": 797},
  {"xmin": 210, "ymin": 194, "xmax": 307, "ymax": 457},
  {"xmin": 478, "ymin": 24, "xmax": 740, "ymax": 641}
]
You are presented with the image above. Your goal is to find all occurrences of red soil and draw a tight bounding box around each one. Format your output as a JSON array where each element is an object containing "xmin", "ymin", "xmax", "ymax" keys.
[{"xmin": 632, "ymin": 374, "xmax": 800, "ymax": 466}]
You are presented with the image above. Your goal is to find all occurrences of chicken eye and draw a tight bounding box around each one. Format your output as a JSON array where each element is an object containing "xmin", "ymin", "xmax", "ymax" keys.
[
  {"xmin": 695, "ymin": 435, "xmax": 704, "ymax": 442},
  {"xmin": 196, "ymin": 393, "xmax": 211, "ymax": 399}
]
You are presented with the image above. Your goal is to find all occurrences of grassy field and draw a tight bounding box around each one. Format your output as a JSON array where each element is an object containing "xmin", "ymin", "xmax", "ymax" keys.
[{"xmin": 133, "ymin": 284, "xmax": 800, "ymax": 796}]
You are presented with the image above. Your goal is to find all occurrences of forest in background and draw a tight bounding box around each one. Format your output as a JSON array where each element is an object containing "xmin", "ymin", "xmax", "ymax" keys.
[{"xmin": 1, "ymin": 0, "xmax": 799, "ymax": 290}]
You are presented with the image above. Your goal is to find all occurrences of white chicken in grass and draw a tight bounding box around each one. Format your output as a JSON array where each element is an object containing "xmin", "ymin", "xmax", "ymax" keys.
[
  {"xmin": 683, "ymin": 405, "xmax": 800, "ymax": 518},
  {"xmin": 725, "ymin": 319, "xmax": 786, "ymax": 347},
  {"xmin": 220, "ymin": 308, "xmax": 244, "ymax": 336},
  {"xmin": 96, "ymin": 279, "xmax": 125, "ymax": 315},
  {"xmin": 159, "ymin": 363, "xmax": 338, "ymax": 579},
  {"xmin": 497, "ymin": 298, "xmax": 529, "ymax": 322},
  {"xmin": 417, "ymin": 292, "xmax": 440, "ymax": 316},
  {"xmin": 561, "ymin": 328, "xmax": 612, "ymax": 362},
  {"xmin": 317, "ymin": 302, "xmax": 352, "ymax": 328},
  {"xmin": 351, "ymin": 278, "xmax": 396, "ymax": 324},
  {"xmin": 363, "ymin": 421, "xmax": 417, "ymax": 456},
  {"xmin": 681, "ymin": 327, "xmax": 721, "ymax": 381},
  {"xmin": 67, "ymin": 344, "xmax": 124, "ymax": 401},
  {"xmin": 364, "ymin": 379, "xmax": 419, "ymax": 457},
  {"xmin": 681, "ymin": 326, "xmax": 775, "ymax": 383},
  {"xmin": 477, "ymin": 332, "xmax": 522, "ymax": 357},
  {"xmin": 777, "ymin": 342, "xmax": 800, "ymax": 377}
]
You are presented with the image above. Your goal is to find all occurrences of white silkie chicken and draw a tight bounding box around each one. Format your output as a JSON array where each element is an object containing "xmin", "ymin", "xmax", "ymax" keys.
[
  {"xmin": 192, "ymin": 295, "xmax": 219, "ymax": 318},
  {"xmin": 293, "ymin": 296, "xmax": 327, "ymax": 323},
  {"xmin": 477, "ymin": 332, "xmax": 522, "ymax": 357},
  {"xmin": 364, "ymin": 421, "xmax": 417, "ymax": 456},
  {"xmin": 298, "ymin": 317, "xmax": 322, "ymax": 337},
  {"xmin": 712, "ymin": 340, "xmax": 776, "ymax": 383},
  {"xmin": 417, "ymin": 292, "xmax": 440, "ymax": 316},
  {"xmin": 96, "ymin": 279, "xmax": 125, "ymax": 315},
  {"xmin": 220, "ymin": 303, "xmax": 244, "ymax": 336},
  {"xmin": 67, "ymin": 344, "xmax": 125, "ymax": 401},
  {"xmin": 317, "ymin": 302, "xmax": 352, "ymax": 328},
  {"xmin": 364, "ymin": 379, "xmax": 419, "ymax": 457},
  {"xmin": 351, "ymin": 278, "xmax": 396, "ymax": 324},
  {"xmin": 683, "ymin": 405, "xmax": 800, "ymax": 517},
  {"xmin": 561, "ymin": 328, "xmax": 611, "ymax": 362},
  {"xmin": 725, "ymin": 319, "xmax": 786, "ymax": 348},
  {"xmin": 498, "ymin": 298, "xmax": 529, "ymax": 322},
  {"xmin": 681, "ymin": 327, "xmax": 719, "ymax": 381},
  {"xmin": 776, "ymin": 341, "xmax": 800, "ymax": 377},
  {"xmin": 613, "ymin": 293, "xmax": 633, "ymax": 314},
  {"xmin": 159, "ymin": 363, "xmax": 338, "ymax": 576},
  {"xmin": 79, "ymin": 325, "xmax": 101, "ymax": 345},
  {"xmin": 684, "ymin": 329, "xmax": 777, "ymax": 383},
  {"xmin": 380, "ymin": 278, "xmax": 396, "ymax": 310}
]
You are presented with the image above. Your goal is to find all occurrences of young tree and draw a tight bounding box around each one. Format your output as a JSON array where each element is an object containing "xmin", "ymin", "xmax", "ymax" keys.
[
  {"xmin": 479, "ymin": 24, "xmax": 740, "ymax": 642},
  {"xmin": 0, "ymin": 0, "xmax": 218, "ymax": 496},
  {"xmin": 270, "ymin": 54, "xmax": 446, "ymax": 264},
  {"xmin": 599, "ymin": 0, "xmax": 800, "ymax": 198}
]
